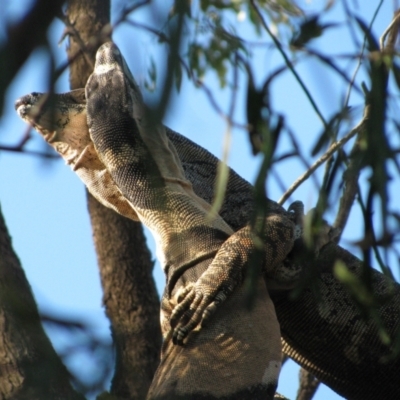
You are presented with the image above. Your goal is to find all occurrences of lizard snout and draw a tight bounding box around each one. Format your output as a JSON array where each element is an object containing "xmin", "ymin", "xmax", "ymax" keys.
[{"xmin": 15, "ymin": 92, "xmax": 42, "ymax": 110}]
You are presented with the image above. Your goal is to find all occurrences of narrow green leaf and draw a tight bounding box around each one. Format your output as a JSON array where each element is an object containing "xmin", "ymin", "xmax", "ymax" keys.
[
  {"xmin": 208, "ymin": 160, "xmax": 229, "ymax": 218},
  {"xmin": 391, "ymin": 62, "xmax": 400, "ymax": 91},
  {"xmin": 175, "ymin": 62, "xmax": 182, "ymax": 92},
  {"xmin": 208, "ymin": 130, "xmax": 231, "ymax": 219},
  {"xmin": 355, "ymin": 16, "xmax": 379, "ymax": 51}
]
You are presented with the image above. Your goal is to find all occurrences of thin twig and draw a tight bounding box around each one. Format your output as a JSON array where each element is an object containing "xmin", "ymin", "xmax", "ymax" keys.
[
  {"xmin": 59, "ymin": 14, "xmax": 95, "ymax": 70},
  {"xmin": 0, "ymin": 123, "xmax": 58, "ymax": 158},
  {"xmin": 285, "ymin": 128, "xmax": 320, "ymax": 190},
  {"xmin": 183, "ymin": 55, "xmax": 247, "ymax": 130},
  {"xmin": 249, "ymin": 0, "xmax": 327, "ymax": 128},
  {"xmin": 278, "ymin": 119, "xmax": 364, "ymax": 205},
  {"xmin": 0, "ymin": 145, "xmax": 59, "ymax": 159},
  {"xmin": 15, "ymin": 125, "xmax": 32, "ymax": 149},
  {"xmin": 125, "ymin": 19, "xmax": 169, "ymax": 42},
  {"xmin": 56, "ymin": 1, "xmax": 151, "ymax": 84},
  {"xmin": 333, "ymin": 9, "xmax": 400, "ymax": 236},
  {"xmin": 112, "ymin": 0, "xmax": 151, "ymax": 28},
  {"xmin": 270, "ymin": 167, "xmax": 289, "ymax": 195},
  {"xmin": 343, "ymin": 0, "xmax": 384, "ymax": 107},
  {"xmin": 280, "ymin": 7, "xmax": 398, "ymax": 209},
  {"xmin": 209, "ymin": 55, "xmax": 240, "ymax": 214},
  {"xmin": 313, "ymin": 0, "xmax": 383, "ymax": 206},
  {"xmin": 125, "ymin": 18, "xmax": 248, "ymax": 130},
  {"xmin": 380, "ymin": 10, "xmax": 400, "ymax": 50},
  {"xmin": 304, "ymin": 48, "xmax": 362, "ymax": 96}
]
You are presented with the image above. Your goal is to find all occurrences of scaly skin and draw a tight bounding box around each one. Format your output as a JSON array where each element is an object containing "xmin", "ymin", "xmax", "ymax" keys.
[
  {"xmin": 15, "ymin": 42, "xmax": 400, "ymax": 399},
  {"xmin": 83, "ymin": 41, "xmax": 285, "ymax": 400},
  {"xmin": 88, "ymin": 42, "xmax": 285, "ymax": 399}
]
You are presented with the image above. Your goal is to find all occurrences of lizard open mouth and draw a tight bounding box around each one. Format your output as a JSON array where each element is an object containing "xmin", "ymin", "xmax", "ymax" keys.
[
  {"xmin": 15, "ymin": 90, "xmax": 91, "ymax": 166},
  {"xmin": 15, "ymin": 92, "xmax": 48, "ymax": 118},
  {"xmin": 15, "ymin": 93, "xmax": 56, "ymax": 141}
]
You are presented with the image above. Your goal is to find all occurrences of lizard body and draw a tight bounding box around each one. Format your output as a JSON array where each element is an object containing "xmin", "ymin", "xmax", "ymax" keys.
[
  {"xmin": 89, "ymin": 42, "xmax": 285, "ymax": 399},
  {"xmin": 15, "ymin": 43, "xmax": 400, "ymax": 399},
  {"xmin": 85, "ymin": 42, "xmax": 287, "ymax": 399}
]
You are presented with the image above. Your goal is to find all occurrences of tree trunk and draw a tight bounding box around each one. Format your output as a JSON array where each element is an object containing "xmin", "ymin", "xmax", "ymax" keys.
[
  {"xmin": 66, "ymin": 1, "xmax": 162, "ymax": 398},
  {"xmin": 87, "ymin": 196, "xmax": 161, "ymax": 399},
  {"xmin": 0, "ymin": 205, "xmax": 85, "ymax": 400}
]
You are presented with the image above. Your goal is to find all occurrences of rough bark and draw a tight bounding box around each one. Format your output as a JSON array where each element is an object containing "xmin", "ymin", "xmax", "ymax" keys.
[
  {"xmin": 296, "ymin": 369, "xmax": 319, "ymax": 400},
  {"xmin": 65, "ymin": 1, "xmax": 162, "ymax": 398},
  {"xmin": 0, "ymin": 205, "xmax": 85, "ymax": 400},
  {"xmin": 87, "ymin": 195, "xmax": 162, "ymax": 399},
  {"xmin": 0, "ymin": 0, "xmax": 64, "ymax": 113},
  {"xmin": 65, "ymin": 0, "xmax": 111, "ymax": 89},
  {"xmin": 0, "ymin": 2, "xmax": 90, "ymax": 399}
]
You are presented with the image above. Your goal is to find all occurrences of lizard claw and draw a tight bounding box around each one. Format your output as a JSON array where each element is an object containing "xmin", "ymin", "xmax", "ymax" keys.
[
  {"xmin": 169, "ymin": 214, "xmax": 296, "ymax": 345},
  {"xmin": 170, "ymin": 278, "xmax": 237, "ymax": 345}
]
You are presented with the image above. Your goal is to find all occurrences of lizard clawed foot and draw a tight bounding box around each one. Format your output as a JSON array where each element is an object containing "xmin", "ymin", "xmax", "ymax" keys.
[
  {"xmin": 170, "ymin": 275, "xmax": 238, "ymax": 345},
  {"xmin": 169, "ymin": 215, "xmax": 297, "ymax": 345}
]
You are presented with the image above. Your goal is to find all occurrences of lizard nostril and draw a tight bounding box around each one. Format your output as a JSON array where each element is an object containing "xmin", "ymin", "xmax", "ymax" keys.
[{"xmin": 14, "ymin": 98, "xmax": 24, "ymax": 110}]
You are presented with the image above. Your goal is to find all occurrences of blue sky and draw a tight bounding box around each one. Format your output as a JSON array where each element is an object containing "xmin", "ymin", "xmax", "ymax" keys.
[{"xmin": 1, "ymin": 1, "xmax": 399, "ymax": 399}]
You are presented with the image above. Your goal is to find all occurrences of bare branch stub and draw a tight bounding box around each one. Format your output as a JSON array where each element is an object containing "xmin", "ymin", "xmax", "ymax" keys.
[{"xmin": 296, "ymin": 368, "xmax": 320, "ymax": 400}]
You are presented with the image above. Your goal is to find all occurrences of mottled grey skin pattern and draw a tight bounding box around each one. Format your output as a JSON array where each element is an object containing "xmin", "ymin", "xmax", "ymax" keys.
[
  {"xmin": 15, "ymin": 42, "xmax": 400, "ymax": 399},
  {"xmin": 85, "ymin": 42, "xmax": 283, "ymax": 399}
]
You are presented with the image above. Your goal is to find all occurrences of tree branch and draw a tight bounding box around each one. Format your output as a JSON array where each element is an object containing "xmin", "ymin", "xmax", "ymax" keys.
[
  {"xmin": 0, "ymin": 0, "xmax": 65, "ymax": 114},
  {"xmin": 278, "ymin": 119, "xmax": 364, "ymax": 205},
  {"xmin": 0, "ymin": 205, "xmax": 85, "ymax": 400},
  {"xmin": 334, "ymin": 9, "xmax": 400, "ymax": 235},
  {"xmin": 249, "ymin": 0, "xmax": 327, "ymax": 128},
  {"xmin": 296, "ymin": 368, "xmax": 320, "ymax": 400},
  {"xmin": 87, "ymin": 195, "xmax": 161, "ymax": 398},
  {"xmin": 65, "ymin": 1, "xmax": 162, "ymax": 397}
]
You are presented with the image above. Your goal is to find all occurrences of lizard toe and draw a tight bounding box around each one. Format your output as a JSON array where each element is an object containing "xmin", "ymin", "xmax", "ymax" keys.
[
  {"xmin": 201, "ymin": 291, "xmax": 228, "ymax": 326},
  {"xmin": 172, "ymin": 326, "xmax": 188, "ymax": 345},
  {"xmin": 170, "ymin": 290, "xmax": 197, "ymax": 328}
]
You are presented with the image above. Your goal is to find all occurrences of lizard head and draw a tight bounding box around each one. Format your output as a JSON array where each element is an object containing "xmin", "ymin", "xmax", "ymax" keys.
[
  {"xmin": 15, "ymin": 88, "xmax": 140, "ymax": 221},
  {"xmin": 92, "ymin": 42, "xmax": 143, "ymax": 104},
  {"xmin": 86, "ymin": 41, "xmax": 144, "ymax": 131},
  {"xmin": 15, "ymin": 89, "xmax": 93, "ymax": 170}
]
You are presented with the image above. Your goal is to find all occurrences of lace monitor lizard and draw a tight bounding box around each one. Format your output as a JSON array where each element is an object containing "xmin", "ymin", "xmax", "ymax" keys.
[
  {"xmin": 18, "ymin": 42, "xmax": 293, "ymax": 399},
  {"xmin": 15, "ymin": 42, "xmax": 400, "ymax": 399}
]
